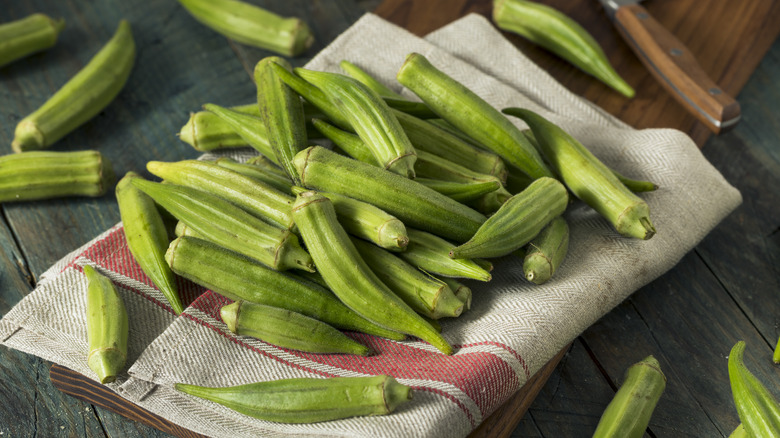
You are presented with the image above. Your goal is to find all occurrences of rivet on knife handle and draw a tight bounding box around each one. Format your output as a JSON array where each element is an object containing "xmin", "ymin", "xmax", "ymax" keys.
[{"xmin": 613, "ymin": 3, "xmax": 740, "ymax": 133}]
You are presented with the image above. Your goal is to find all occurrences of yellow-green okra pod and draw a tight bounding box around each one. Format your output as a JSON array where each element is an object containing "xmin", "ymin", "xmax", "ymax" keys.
[
  {"xmin": 178, "ymin": 103, "xmax": 259, "ymax": 151},
  {"xmin": 438, "ymin": 277, "xmax": 472, "ymax": 311},
  {"xmin": 0, "ymin": 150, "xmax": 115, "ymax": 202},
  {"xmin": 340, "ymin": 60, "xmax": 404, "ymax": 99},
  {"xmin": 504, "ymin": 108, "xmax": 656, "ymax": 240},
  {"xmin": 177, "ymin": 0, "xmax": 313, "ymax": 56},
  {"xmin": 294, "ymin": 146, "xmax": 486, "ymax": 243},
  {"xmin": 220, "ymin": 301, "xmax": 371, "ymax": 356},
  {"xmin": 452, "ymin": 177, "xmax": 568, "ymax": 259},
  {"xmin": 0, "ymin": 13, "xmax": 65, "ymax": 68},
  {"xmin": 83, "ymin": 265, "xmax": 128, "ymax": 384},
  {"xmin": 116, "ymin": 172, "xmax": 183, "ymax": 314},
  {"xmin": 416, "ymin": 178, "xmax": 501, "ymax": 203},
  {"xmin": 728, "ymin": 341, "xmax": 780, "ymax": 437},
  {"xmin": 201, "ymin": 104, "xmax": 277, "ymax": 163},
  {"xmin": 400, "ymin": 229, "xmax": 492, "ymax": 282},
  {"xmin": 12, "ymin": 20, "xmax": 135, "ymax": 153},
  {"xmin": 292, "ymin": 191, "xmax": 453, "ymax": 355},
  {"xmin": 215, "ymin": 157, "xmax": 293, "ymax": 194},
  {"xmin": 147, "ymin": 160, "xmax": 295, "ymax": 231},
  {"xmin": 523, "ymin": 216, "xmax": 569, "ymax": 285},
  {"xmin": 493, "ymin": 0, "xmax": 634, "ymax": 98},
  {"xmin": 131, "ymin": 179, "xmax": 313, "ymax": 272},
  {"xmin": 396, "ymin": 52, "xmax": 553, "ymax": 180},
  {"xmin": 175, "ymin": 375, "xmax": 412, "ymax": 423}
]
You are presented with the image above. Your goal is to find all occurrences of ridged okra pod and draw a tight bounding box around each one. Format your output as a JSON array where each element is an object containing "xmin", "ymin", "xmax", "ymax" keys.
[
  {"xmin": 292, "ymin": 186, "xmax": 408, "ymax": 252},
  {"xmin": 493, "ymin": 0, "xmax": 634, "ymax": 98},
  {"xmin": 295, "ymin": 68, "xmax": 418, "ymax": 178},
  {"xmin": 147, "ymin": 160, "xmax": 295, "ymax": 231},
  {"xmin": 438, "ymin": 277, "xmax": 472, "ymax": 311},
  {"xmin": 131, "ymin": 179, "xmax": 313, "ymax": 272},
  {"xmin": 505, "ymin": 108, "xmax": 656, "ymax": 240},
  {"xmin": 166, "ymin": 236, "xmax": 404, "ymax": 340},
  {"xmin": 202, "ymin": 104, "xmax": 277, "ymax": 163},
  {"xmin": 292, "ymin": 191, "xmax": 453, "ymax": 355},
  {"xmin": 215, "ymin": 157, "xmax": 293, "ymax": 194},
  {"xmin": 396, "ymin": 52, "xmax": 553, "ymax": 180},
  {"xmin": 523, "ymin": 216, "xmax": 569, "ymax": 285},
  {"xmin": 220, "ymin": 301, "xmax": 370, "ymax": 355},
  {"xmin": 178, "ymin": 103, "xmax": 259, "ymax": 151},
  {"xmin": 351, "ymin": 237, "xmax": 464, "ymax": 319},
  {"xmin": 295, "ymin": 146, "xmax": 485, "ymax": 243},
  {"xmin": 83, "ymin": 265, "xmax": 128, "ymax": 384},
  {"xmin": 416, "ymin": 178, "xmax": 501, "ymax": 203},
  {"xmin": 728, "ymin": 341, "xmax": 780, "ymax": 437},
  {"xmin": 116, "ymin": 172, "xmax": 183, "ymax": 314},
  {"xmin": 452, "ymin": 177, "xmax": 568, "ymax": 259},
  {"xmin": 12, "ymin": 20, "xmax": 135, "ymax": 153},
  {"xmin": 401, "ymin": 228, "xmax": 492, "ymax": 282},
  {"xmin": 177, "ymin": 0, "xmax": 313, "ymax": 56},
  {"xmin": 592, "ymin": 355, "xmax": 666, "ymax": 438},
  {"xmin": 255, "ymin": 57, "xmax": 307, "ymax": 184},
  {"xmin": 340, "ymin": 60, "xmax": 403, "ymax": 99},
  {"xmin": 0, "ymin": 13, "xmax": 65, "ymax": 68},
  {"xmin": 175, "ymin": 375, "xmax": 412, "ymax": 423}
]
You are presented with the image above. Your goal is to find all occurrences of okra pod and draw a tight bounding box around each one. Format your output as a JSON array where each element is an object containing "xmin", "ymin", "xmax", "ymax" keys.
[
  {"xmin": 416, "ymin": 178, "xmax": 501, "ymax": 203},
  {"xmin": 728, "ymin": 341, "xmax": 780, "ymax": 437},
  {"xmin": 202, "ymin": 104, "xmax": 277, "ymax": 163},
  {"xmin": 178, "ymin": 105, "xmax": 258, "ymax": 151},
  {"xmin": 177, "ymin": 0, "xmax": 313, "ymax": 56},
  {"xmin": 215, "ymin": 157, "xmax": 293, "ymax": 193},
  {"xmin": 340, "ymin": 60, "xmax": 403, "ymax": 99},
  {"xmin": 0, "ymin": 13, "xmax": 65, "ymax": 68},
  {"xmin": 592, "ymin": 355, "xmax": 666, "ymax": 438},
  {"xmin": 131, "ymin": 179, "xmax": 313, "ymax": 272},
  {"xmin": 295, "ymin": 146, "xmax": 485, "ymax": 243},
  {"xmin": 83, "ymin": 265, "xmax": 128, "ymax": 384},
  {"xmin": 451, "ymin": 177, "xmax": 569, "ymax": 259},
  {"xmin": 729, "ymin": 424, "xmax": 748, "ymax": 438},
  {"xmin": 438, "ymin": 277, "xmax": 472, "ymax": 311},
  {"xmin": 295, "ymin": 68, "xmax": 417, "ymax": 178},
  {"xmin": 291, "ymin": 191, "xmax": 453, "ymax": 355},
  {"xmin": 311, "ymin": 118, "xmax": 376, "ymax": 165},
  {"xmin": 465, "ymin": 189, "xmax": 513, "ymax": 215},
  {"xmin": 175, "ymin": 375, "xmax": 412, "ymax": 423},
  {"xmin": 12, "ymin": 20, "xmax": 135, "ymax": 153},
  {"xmin": 504, "ymin": 164, "xmax": 534, "ymax": 194},
  {"xmin": 523, "ymin": 216, "xmax": 569, "ymax": 285},
  {"xmin": 351, "ymin": 237, "xmax": 464, "ymax": 319},
  {"xmin": 116, "ymin": 172, "xmax": 184, "ymax": 314},
  {"xmin": 401, "ymin": 229, "xmax": 492, "ymax": 282},
  {"xmin": 774, "ymin": 336, "xmax": 780, "ymax": 365},
  {"xmin": 147, "ymin": 160, "xmax": 295, "ymax": 231},
  {"xmin": 493, "ymin": 0, "xmax": 634, "ymax": 98},
  {"xmin": 505, "ymin": 108, "xmax": 656, "ymax": 240},
  {"xmin": 396, "ymin": 52, "xmax": 553, "ymax": 180},
  {"xmin": 0, "ymin": 150, "xmax": 115, "ymax": 202},
  {"xmin": 221, "ymin": 301, "xmax": 370, "ymax": 356}
]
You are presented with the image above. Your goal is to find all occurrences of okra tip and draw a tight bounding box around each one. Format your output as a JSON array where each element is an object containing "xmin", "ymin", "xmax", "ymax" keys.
[{"xmin": 11, "ymin": 120, "xmax": 45, "ymax": 153}]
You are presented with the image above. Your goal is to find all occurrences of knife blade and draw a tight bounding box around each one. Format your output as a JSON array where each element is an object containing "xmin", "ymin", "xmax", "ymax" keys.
[{"xmin": 598, "ymin": 0, "xmax": 740, "ymax": 133}]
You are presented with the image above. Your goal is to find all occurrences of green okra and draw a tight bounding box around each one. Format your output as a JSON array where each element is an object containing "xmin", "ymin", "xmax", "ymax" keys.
[
  {"xmin": 505, "ymin": 108, "xmax": 656, "ymax": 240},
  {"xmin": 0, "ymin": 13, "xmax": 65, "ymax": 68},
  {"xmin": 592, "ymin": 355, "xmax": 666, "ymax": 438},
  {"xmin": 493, "ymin": 0, "xmax": 634, "ymax": 98},
  {"xmin": 311, "ymin": 118, "xmax": 376, "ymax": 164},
  {"xmin": 221, "ymin": 301, "xmax": 371, "ymax": 356},
  {"xmin": 291, "ymin": 191, "xmax": 453, "ymax": 355},
  {"xmin": 0, "ymin": 150, "xmax": 115, "ymax": 202},
  {"xmin": 416, "ymin": 178, "xmax": 501, "ymax": 203},
  {"xmin": 294, "ymin": 146, "xmax": 486, "ymax": 243},
  {"xmin": 728, "ymin": 341, "xmax": 780, "ymax": 437},
  {"xmin": 12, "ymin": 20, "xmax": 135, "ymax": 153},
  {"xmin": 465, "ymin": 189, "xmax": 513, "ymax": 215},
  {"xmin": 255, "ymin": 57, "xmax": 307, "ymax": 185},
  {"xmin": 178, "ymin": 104, "xmax": 258, "ymax": 151},
  {"xmin": 270, "ymin": 62, "xmax": 353, "ymax": 129},
  {"xmin": 400, "ymin": 229, "xmax": 492, "ymax": 282},
  {"xmin": 437, "ymin": 276, "xmax": 472, "ymax": 312},
  {"xmin": 177, "ymin": 0, "xmax": 313, "ymax": 56},
  {"xmin": 116, "ymin": 172, "xmax": 183, "ymax": 314},
  {"xmin": 83, "ymin": 264, "xmax": 128, "ymax": 384},
  {"xmin": 351, "ymin": 237, "xmax": 464, "ymax": 319},
  {"xmin": 340, "ymin": 60, "xmax": 404, "ymax": 99},
  {"xmin": 202, "ymin": 104, "xmax": 277, "ymax": 163},
  {"xmin": 523, "ymin": 215, "xmax": 569, "ymax": 285},
  {"xmin": 291, "ymin": 186, "xmax": 408, "ymax": 252},
  {"xmin": 147, "ymin": 160, "xmax": 295, "ymax": 231},
  {"xmin": 131, "ymin": 179, "xmax": 313, "ymax": 272},
  {"xmin": 729, "ymin": 424, "xmax": 748, "ymax": 438},
  {"xmin": 175, "ymin": 375, "xmax": 412, "ymax": 423},
  {"xmin": 505, "ymin": 163, "xmax": 535, "ymax": 194},
  {"xmin": 396, "ymin": 52, "xmax": 553, "ymax": 180},
  {"xmin": 214, "ymin": 157, "xmax": 293, "ymax": 193},
  {"xmin": 774, "ymin": 336, "xmax": 780, "ymax": 365},
  {"xmin": 295, "ymin": 68, "xmax": 418, "ymax": 178},
  {"xmin": 452, "ymin": 177, "xmax": 569, "ymax": 259}
]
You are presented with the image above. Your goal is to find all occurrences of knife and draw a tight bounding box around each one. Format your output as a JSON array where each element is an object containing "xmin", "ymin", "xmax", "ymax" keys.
[{"xmin": 598, "ymin": 0, "xmax": 741, "ymax": 134}]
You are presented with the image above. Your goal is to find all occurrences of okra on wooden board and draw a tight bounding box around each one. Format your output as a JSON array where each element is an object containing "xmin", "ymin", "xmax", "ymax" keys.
[
  {"xmin": 175, "ymin": 375, "xmax": 412, "ymax": 423},
  {"xmin": 0, "ymin": 13, "xmax": 65, "ymax": 68},
  {"xmin": 83, "ymin": 265, "xmax": 128, "ymax": 384},
  {"xmin": 12, "ymin": 20, "xmax": 135, "ymax": 153}
]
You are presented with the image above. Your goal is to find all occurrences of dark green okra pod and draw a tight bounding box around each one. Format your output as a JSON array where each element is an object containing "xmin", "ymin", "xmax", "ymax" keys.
[
  {"xmin": 13, "ymin": 20, "xmax": 135, "ymax": 153},
  {"xmin": 116, "ymin": 172, "xmax": 183, "ymax": 314},
  {"xmin": 728, "ymin": 341, "xmax": 780, "ymax": 437},
  {"xmin": 215, "ymin": 157, "xmax": 293, "ymax": 194},
  {"xmin": 400, "ymin": 229, "xmax": 492, "ymax": 282},
  {"xmin": 438, "ymin": 277, "xmax": 472, "ymax": 311},
  {"xmin": 523, "ymin": 216, "xmax": 569, "ymax": 285},
  {"xmin": 0, "ymin": 13, "xmax": 65, "ymax": 68},
  {"xmin": 83, "ymin": 265, "xmax": 128, "ymax": 384},
  {"xmin": 291, "ymin": 191, "xmax": 453, "ymax": 355},
  {"xmin": 175, "ymin": 375, "xmax": 412, "ymax": 423},
  {"xmin": 416, "ymin": 178, "xmax": 501, "ymax": 203}
]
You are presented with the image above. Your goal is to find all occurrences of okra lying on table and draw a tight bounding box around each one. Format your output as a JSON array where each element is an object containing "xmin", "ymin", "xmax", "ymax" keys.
[{"xmin": 0, "ymin": 13, "xmax": 65, "ymax": 68}]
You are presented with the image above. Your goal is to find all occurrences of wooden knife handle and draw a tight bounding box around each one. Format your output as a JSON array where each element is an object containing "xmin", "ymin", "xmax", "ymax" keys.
[{"xmin": 614, "ymin": 4, "xmax": 740, "ymax": 133}]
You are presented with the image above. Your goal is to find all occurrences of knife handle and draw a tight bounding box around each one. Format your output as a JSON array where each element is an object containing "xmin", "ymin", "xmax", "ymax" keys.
[{"xmin": 614, "ymin": 4, "xmax": 740, "ymax": 133}]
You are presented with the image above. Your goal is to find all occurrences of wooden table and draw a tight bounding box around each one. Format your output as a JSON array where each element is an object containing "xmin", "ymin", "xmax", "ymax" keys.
[{"xmin": 1, "ymin": 0, "xmax": 779, "ymax": 436}]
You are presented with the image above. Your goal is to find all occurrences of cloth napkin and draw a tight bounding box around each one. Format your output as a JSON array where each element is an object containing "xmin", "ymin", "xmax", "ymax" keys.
[{"xmin": 0, "ymin": 13, "xmax": 742, "ymax": 438}]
